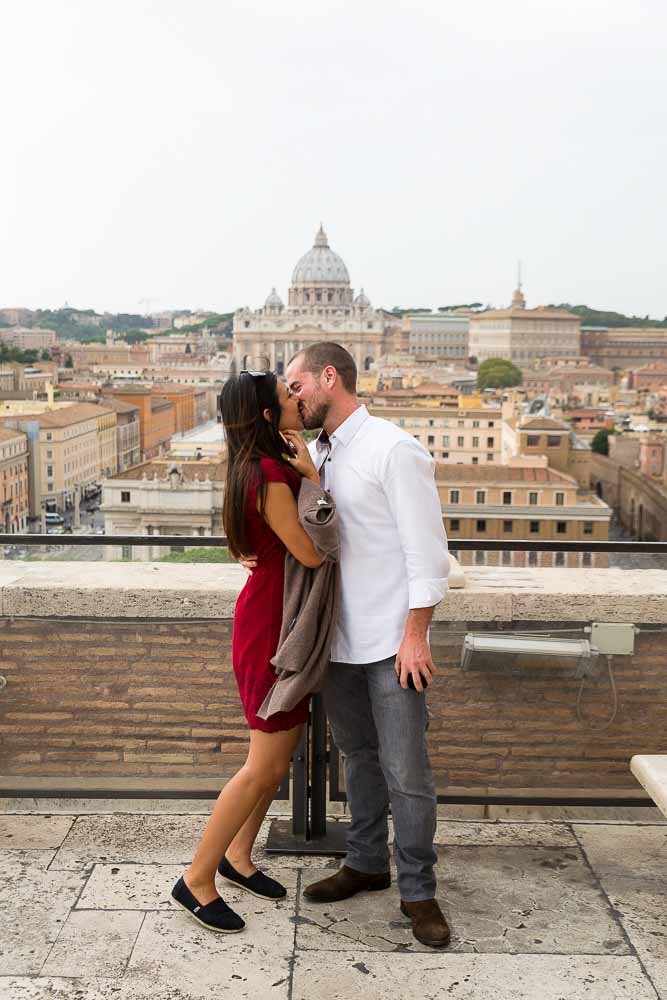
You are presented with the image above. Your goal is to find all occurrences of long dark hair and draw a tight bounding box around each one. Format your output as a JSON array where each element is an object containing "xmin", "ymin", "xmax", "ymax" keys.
[{"xmin": 220, "ymin": 372, "xmax": 289, "ymax": 558}]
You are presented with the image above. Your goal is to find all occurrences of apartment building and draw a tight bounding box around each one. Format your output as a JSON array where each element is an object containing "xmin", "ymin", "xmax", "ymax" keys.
[
  {"xmin": 0, "ymin": 327, "xmax": 57, "ymax": 352},
  {"xmin": 0, "ymin": 427, "xmax": 29, "ymax": 532},
  {"xmin": 151, "ymin": 385, "xmax": 196, "ymax": 434},
  {"xmin": 406, "ymin": 313, "xmax": 469, "ymax": 360},
  {"xmin": 581, "ymin": 327, "xmax": 667, "ymax": 368},
  {"xmin": 37, "ymin": 402, "xmax": 117, "ymax": 508},
  {"xmin": 437, "ymin": 463, "xmax": 611, "ymax": 568},
  {"xmin": 104, "ymin": 387, "xmax": 176, "ymax": 459},
  {"xmin": 100, "ymin": 398, "xmax": 141, "ymax": 472},
  {"xmin": 369, "ymin": 399, "xmax": 503, "ymax": 463}
]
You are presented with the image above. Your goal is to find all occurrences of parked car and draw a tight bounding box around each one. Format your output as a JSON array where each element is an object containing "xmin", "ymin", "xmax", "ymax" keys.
[{"xmin": 45, "ymin": 512, "xmax": 65, "ymax": 525}]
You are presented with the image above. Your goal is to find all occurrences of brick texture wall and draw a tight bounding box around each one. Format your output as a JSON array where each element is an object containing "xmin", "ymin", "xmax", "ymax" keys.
[{"xmin": 1, "ymin": 618, "xmax": 665, "ymax": 794}]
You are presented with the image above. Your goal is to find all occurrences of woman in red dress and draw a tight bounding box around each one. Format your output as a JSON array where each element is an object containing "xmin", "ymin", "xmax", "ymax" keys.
[{"xmin": 171, "ymin": 368, "xmax": 323, "ymax": 934}]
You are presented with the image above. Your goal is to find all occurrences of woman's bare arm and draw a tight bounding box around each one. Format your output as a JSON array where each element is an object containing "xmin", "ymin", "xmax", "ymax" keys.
[{"xmin": 259, "ymin": 482, "xmax": 325, "ymax": 569}]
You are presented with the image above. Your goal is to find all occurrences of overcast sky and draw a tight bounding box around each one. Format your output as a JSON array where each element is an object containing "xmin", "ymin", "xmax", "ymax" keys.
[{"xmin": 2, "ymin": 0, "xmax": 666, "ymax": 318}]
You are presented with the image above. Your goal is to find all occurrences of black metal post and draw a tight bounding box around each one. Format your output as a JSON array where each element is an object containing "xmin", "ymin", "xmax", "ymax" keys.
[{"xmin": 264, "ymin": 693, "xmax": 349, "ymax": 856}]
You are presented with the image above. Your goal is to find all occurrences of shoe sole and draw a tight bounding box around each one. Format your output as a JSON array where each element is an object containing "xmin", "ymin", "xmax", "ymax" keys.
[
  {"xmin": 171, "ymin": 896, "xmax": 245, "ymax": 933},
  {"xmin": 218, "ymin": 874, "xmax": 287, "ymax": 901},
  {"xmin": 303, "ymin": 881, "xmax": 391, "ymax": 903}
]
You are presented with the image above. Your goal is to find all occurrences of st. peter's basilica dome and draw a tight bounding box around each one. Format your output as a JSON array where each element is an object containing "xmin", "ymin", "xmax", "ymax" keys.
[{"xmin": 291, "ymin": 224, "xmax": 350, "ymax": 285}]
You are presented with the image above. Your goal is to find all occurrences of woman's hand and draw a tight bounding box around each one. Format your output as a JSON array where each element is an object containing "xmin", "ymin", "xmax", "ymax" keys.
[{"xmin": 281, "ymin": 430, "xmax": 319, "ymax": 483}]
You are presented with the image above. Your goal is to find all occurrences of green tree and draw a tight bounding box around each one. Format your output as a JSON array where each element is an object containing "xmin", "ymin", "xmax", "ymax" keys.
[
  {"xmin": 64, "ymin": 354, "xmax": 74, "ymax": 368},
  {"xmin": 41, "ymin": 350, "xmax": 51, "ymax": 361},
  {"xmin": 591, "ymin": 428, "xmax": 615, "ymax": 455},
  {"xmin": 477, "ymin": 357, "xmax": 522, "ymax": 390}
]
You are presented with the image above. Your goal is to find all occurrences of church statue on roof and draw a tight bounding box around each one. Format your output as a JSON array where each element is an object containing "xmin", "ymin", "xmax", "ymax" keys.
[{"xmin": 232, "ymin": 224, "xmax": 402, "ymax": 374}]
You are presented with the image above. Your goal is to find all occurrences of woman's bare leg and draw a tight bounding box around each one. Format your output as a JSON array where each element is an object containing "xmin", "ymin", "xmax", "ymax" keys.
[
  {"xmin": 182, "ymin": 725, "xmax": 302, "ymax": 905},
  {"xmin": 225, "ymin": 786, "xmax": 279, "ymax": 877}
]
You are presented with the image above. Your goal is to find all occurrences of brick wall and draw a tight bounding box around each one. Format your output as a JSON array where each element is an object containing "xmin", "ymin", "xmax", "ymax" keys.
[{"xmin": 1, "ymin": 617, "xmax": 666, "ymax": 795}]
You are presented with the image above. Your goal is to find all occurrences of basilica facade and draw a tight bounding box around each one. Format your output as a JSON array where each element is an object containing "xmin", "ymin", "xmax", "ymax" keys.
[{"xmin": 232, "ymin": 225, "xmax": 401, "ymax": 374}]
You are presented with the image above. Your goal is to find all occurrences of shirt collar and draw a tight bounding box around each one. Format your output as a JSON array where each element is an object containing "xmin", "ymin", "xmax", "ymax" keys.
[{"xmin": 316, "ymin": 405, "xmax": 369, "ymax": 451}]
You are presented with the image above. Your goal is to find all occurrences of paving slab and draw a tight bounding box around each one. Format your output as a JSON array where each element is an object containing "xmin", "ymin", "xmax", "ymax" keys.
[
  {"xmin": 0, "ymin": 814, "xmax": 74, "ymax": 849},
  {"xmin": 76, "ymin": 862, "xmax": 298, "ymax": 910},
  {"xmin": 123, "ymin": 908, "xmax": 292, "ymax": 998},
  {"xmin": 488, "ymin": 804, "xmax": 667, "ymax": 823},
  {"xmin": 297, "ymin": 845, "xmax": 628, "ymax": 955},
  {"xmin": 49, "ymin": 813, "xmax": 210, "ymax": 869},
  {"xmin": 574, "ymin": 824, "xmax": 667, "ymax": 882},
  {"xmin": 40, "ymin": 909, "xmax": 145, "ymax": 977},
  {"xmin": 432, "ymin": 820, "xmax": 577, "ymax": 847},
  {"xmin": 0, "ymin": 850, "xmax": 88, "ymax": 975},
  {"xmin": 292, "ymin": 953, "xmax": 658, "ymax": 1000}
]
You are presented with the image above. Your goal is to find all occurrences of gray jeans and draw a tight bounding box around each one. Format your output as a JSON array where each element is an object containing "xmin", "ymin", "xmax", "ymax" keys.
[{"xmin": 322, "ymin": 655, "xmax": 437, "ymax": 902}]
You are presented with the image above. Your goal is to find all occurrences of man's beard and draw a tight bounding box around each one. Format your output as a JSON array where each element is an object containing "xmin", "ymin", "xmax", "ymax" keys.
[{"xmin": 299, "ymin": 396, "xmax": 329, "ymax": 430}]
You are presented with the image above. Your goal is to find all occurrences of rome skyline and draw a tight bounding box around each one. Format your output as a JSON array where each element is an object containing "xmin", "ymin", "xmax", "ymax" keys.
[{"xmin": 1, "ymin": 1, "xmax": 665, "ymax": 319}]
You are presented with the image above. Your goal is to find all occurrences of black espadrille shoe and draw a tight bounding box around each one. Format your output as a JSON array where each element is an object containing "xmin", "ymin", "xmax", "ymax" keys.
[
  {"xmin": 217, "ymin": 856, "xmax": 287, "ymax": 900},
  {"xmin": 171, "ymin": 876, "xmax": 245, "ymax": 933}
]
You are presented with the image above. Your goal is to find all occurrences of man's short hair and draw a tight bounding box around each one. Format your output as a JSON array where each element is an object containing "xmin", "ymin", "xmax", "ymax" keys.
[{"xmin": 289, "ymin": 342, "xmax": 357, "ymax": 394}]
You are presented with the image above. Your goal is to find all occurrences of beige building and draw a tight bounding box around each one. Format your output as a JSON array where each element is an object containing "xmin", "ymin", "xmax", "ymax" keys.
[
  {"xmin": 406, "ymin": 313, "xmax": 469, "ymax": 360},
  {"xmin": 438, "ymin": 463, "xmax": 611, "ymax": 568},
  {"xmin": 37, "ymin": 403, "xmax": 117, "ymax": 509},
  {"xmin": 0, "ymin": 327, "xmax": 57, "ymax": 352},
  {"xmin": 368, "ymin": 399, "xmax": 503, "ymax": 463},
  {"xmin": 0, "ymin": 427, "xmax": 30, "ymax": 533},
  {"xmin": 581, "ymin": 327, "xmax": 667, "ymax": 368},
  {"xmin": 101, "ymin": 457, "xmax": 225, "ymax": 560},
  {"xmin": 100, "ymin": 398, "xmax": 141, "ymax": 472},
  {"xmin": 233, "ymin": 224, "xmax": 401, "ymax": 374},
  {"xmin": 469, "ymin": 285, "xmax": 581, "ymax": 364}
]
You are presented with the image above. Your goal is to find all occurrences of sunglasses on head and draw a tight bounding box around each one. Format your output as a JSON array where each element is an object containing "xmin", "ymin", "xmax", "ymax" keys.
[{"xmin": 240, "ymin": 354, "xmax": 271, "ymax": 377}]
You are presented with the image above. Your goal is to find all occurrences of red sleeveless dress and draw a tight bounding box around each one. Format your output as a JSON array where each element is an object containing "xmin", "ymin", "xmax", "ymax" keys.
[{"xmin": 231, "ymin": 457, "xmax": 311, "ymax": 733}]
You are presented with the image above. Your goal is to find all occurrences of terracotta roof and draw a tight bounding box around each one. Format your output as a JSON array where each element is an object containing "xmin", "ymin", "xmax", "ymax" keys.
[
  {"xmin": 36, "ymin": 402, "xmax": 116, "ymax": 427},
  {"xmin": 520, "ymin": 417, "xmax": 570, "ymax": 431},
  {"xmin": 0, "ymin": 426, "xmax": 27, "ymax": 442},
  {"xmin": 436, "ymin": 463, "xmax": 577, "ymax": 485},
  {"xmin": 100, "ymin": 397, "xmax": 140, "ymax": 414}
]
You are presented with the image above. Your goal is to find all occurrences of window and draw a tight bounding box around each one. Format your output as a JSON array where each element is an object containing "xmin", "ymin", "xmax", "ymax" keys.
[
  {"xmin": 442, "ymin": 451, "xmax": 449, "ymax": 459},
  {"xmin": 528, "ymin": 550, "xmax": 538, "ymax": 566},
  {"xmin": 582, "ymin": 551, "xmax": 592, "ymax": 567},
  {"xmin": 457, "ymin": 436, "xmax": 464, "ymax": 447},
  {"xmin": 472, "ymin": 436, "xmax": 479, "ymax": 448},
  {"xmin": 583, "ymin": 522, "xmax": 593, "ymax": 535},
  {"xmin": 530, "ymin": 521, "xmax": 540, "ymax": 533},
  {"xmin": 46, "ymin": 432, "xmax": 52, "ymax": 441},
  {"xmin": 457, "ymin": 419, "xmax": 464, "ymax": 427},
  {"xmin": 547, "ymin": 435, "xmax": 561, "ymax": 447},
  {"xmin": 503, "ymin": 491, "xmax": 512, "ymax": 505},
  {"xmin": 555, "ymin": 492, "xmax": 565, "ymax": 506},
  {"xmin": 47, "ymin": 450, "xmax": 52, "ymax": 459},
  {"xmin": 472, "ymin": 420, "xmax": 479, "ymax": 428},
  {"xmin": 487, "ymin": 437, "xmax": 494, "ymax": 448},
  {"xmin": 474, "ymin": 550, "xmax": 486, "ymax": 565},
  {"xmin": 122, "ymin": 545, "xmax": 132, "ymax": 560},
  {"xmin": 121, "ymin": 491, "xmax": 131, "ymax": 503},
  {"xmin": 555, "ymin": 551, "xmax": 565, "ymax": 566},
  {"xmin": 556, "ymin": 521, "xmax": 567, "ymax": 534},
  {"xmin": 46, "ymin": 465, "xmax": 53, "ymax": 477},
  {"xmin": 476, "ymin": 519, "xmax": 486, "ymax": 532},
  {"xmin": 527, "ymin": 434, "xmax": 540, "ymax": 446},
  {"xmin": 503, "ymin": 520, "xmax": 513, "ymax": 532},
  {"xmin": 427, "ymin": 435, "xmax": 434, "ymax": 445},
  {"xmin": 449, "ymin": 490, "xmax": 460, "ymax": 504},
  {"xmin": 529, "ymin": 492, "xmax": 538, "ymax": 505},
  {"xmin": 502, "ymin": 549, "xmax": 512, "ymax": 565},
  {"xmin": 476, "ymin": 490, "xmax": 485, "ymax": 504},
  {"xmin": 449, "ymin": 518, "xmax": 460, "ymax": 531},
  {"xmin": 428, "ymin": 419, "xmax": 434, "ymax": 427},
  {"xmin": 472, "ymin": 456, "xmax": 479, "ymax": 465},
  {"xmin": 442, "ymin": 435, "xmax": 449, "ymax": 446},
  {"xmin": 488, "ymin": 420, "xmax": 495, "ymax": 427},
  {"xmin": 487, "ymin": 453, "xmax": 494, "ymax": 461}
]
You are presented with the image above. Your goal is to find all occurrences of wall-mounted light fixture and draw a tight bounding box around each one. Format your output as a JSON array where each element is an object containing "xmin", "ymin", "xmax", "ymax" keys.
[{"xmin": 461, "ymin": 633, "xmax": 597, "ymax": 679}]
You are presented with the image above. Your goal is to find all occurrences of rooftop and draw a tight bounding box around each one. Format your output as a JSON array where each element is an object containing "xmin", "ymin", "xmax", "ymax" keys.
[{"xmin": 436, "ymin": 463, "xmax": 578, "ymax": 485}]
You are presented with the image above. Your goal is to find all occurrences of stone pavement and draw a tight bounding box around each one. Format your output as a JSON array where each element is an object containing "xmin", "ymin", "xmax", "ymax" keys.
[{"xmin": 0, "ymin": 799, "xmax": 665, "ymax": 999}]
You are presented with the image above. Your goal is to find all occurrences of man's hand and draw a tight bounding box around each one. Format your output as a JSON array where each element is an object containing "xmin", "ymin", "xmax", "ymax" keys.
[
  {"xmin": 396, "ymin": 607, "xmax": 436, "ymax": 692},
  {"xmin": 238, "ymin": 553, "xmax": 257, "ymax": 574}
]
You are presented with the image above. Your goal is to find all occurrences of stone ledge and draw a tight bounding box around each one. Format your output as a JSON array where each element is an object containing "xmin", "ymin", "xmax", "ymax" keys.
[{"xmin": 1, "ymin": 562, "xmax": 667, "ymax": 622}]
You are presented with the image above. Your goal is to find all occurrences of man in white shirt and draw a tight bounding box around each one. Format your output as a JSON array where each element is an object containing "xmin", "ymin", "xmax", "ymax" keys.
[{"xmin": 284, "ymin": 342, "xmax": 451, "ymax": 949}]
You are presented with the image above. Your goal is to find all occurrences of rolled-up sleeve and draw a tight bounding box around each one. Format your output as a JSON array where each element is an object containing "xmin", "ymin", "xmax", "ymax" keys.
[{"xmin": 383, "ymin": 439, "xmax": 450, "ymax": 608}]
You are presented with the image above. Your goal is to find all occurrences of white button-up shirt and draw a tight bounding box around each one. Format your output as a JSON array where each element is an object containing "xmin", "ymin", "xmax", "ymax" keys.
[{"xmin": 310, "ymin": 405, "xmax": 449, "ymax": 664}]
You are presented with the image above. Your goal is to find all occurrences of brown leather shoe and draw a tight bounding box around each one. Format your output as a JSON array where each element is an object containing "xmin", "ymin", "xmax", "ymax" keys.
[
  {"xmin": 400, "ymin": 899, "xmax": 451, "ymax": 948},
  {"xmin": 303, "ymin": 865, "xmax": 391, "ymax": 903}
]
